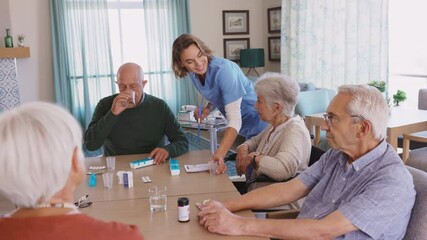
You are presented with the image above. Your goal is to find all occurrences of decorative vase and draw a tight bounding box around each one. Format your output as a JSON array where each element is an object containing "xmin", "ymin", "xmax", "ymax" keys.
[{"xmin": 4, "ymin": 29, "xmax": 13, "ymax": 48}]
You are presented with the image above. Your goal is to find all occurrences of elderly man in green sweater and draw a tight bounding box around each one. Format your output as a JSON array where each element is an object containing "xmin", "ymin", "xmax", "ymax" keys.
[{"xmin": 85, "ymin": 62, "xmax": 189, "ymax": 164}]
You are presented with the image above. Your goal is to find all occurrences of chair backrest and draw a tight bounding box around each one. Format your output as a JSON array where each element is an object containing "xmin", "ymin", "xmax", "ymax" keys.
[
  {"xmin": 418, "ymin": 88, "xmax": 427, "ymax": 110},
  {"xmin": 403, "ymin": 166, "xmax": 427, "ymax": 240},
  {"xmin": 245, "ymin": 145, "xmax": 326, "ymax": 193},
  {"xmin": 406, "ymin": 147, "xmax": 427, "ymax": 172},
  {"xmin": 295, "ymin": 89, "xmax": 335, "ymax": 118},
  {"xmin": 309, "ymin": 145, "xmax": 326, "ymax": 166}
]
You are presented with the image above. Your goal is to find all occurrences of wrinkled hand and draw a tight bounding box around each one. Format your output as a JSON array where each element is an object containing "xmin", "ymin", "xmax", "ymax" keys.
[
  {"xmin": 194, "ymin": 106, "xmax": 211, "ymax": 122},
  {"xmin": 198, "ymin": 200, "xmax": 243, "ymax": 236},
  {"xmin": 111, "ymin": 92, "xmax": 135, "ymax": 115},
  {"xmin": 211, "ymin": 153, "xmax": 227, "ymax": 175},
  {"xmin": 236, "ymin": 146, "xmax": 251, "ymax": 176},
  {"xmin": 150, "ymin": 148, "xmax": 170, "ymax": 164}
]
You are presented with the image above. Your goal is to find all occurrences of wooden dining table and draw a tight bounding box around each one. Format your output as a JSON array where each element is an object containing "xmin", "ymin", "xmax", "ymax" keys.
[
  {"xmin": 78, "ymin": 150, "xmax": 267, "ymax": 239},
  {"xmin": 304, "ymin": 108, "xmax": 427, "ymax": 151},
  {"xmin": 0, "ymin": 150, "xmax": 267, "ymax": 240},
  {"xmin": 75, "ymin": 150, "xmax": 238, "ymax": 202}
]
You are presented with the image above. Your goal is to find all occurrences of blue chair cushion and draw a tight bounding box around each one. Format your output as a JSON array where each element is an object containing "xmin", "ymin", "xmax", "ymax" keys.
[{"xmin": 295, "ymin": 89, "xmax": 333, "ymax": 118}]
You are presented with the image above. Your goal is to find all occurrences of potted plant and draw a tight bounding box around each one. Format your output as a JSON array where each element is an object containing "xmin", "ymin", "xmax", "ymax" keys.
[
  {"xmin": 17, "ymin": 34, "xmax": 25, "ymax": 47},
  {"xmin": 368, "ymin": 80, "xmax": 386, "ymax": 93},
  {"xmin": 393, "ymin": 90, "xmax": 407, "ymax": 106}
]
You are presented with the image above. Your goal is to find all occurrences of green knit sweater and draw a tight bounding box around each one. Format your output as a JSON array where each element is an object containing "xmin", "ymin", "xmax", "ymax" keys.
[{"xmin": 84, "ymin": 94, "xmax": 189, "ymax": 157}]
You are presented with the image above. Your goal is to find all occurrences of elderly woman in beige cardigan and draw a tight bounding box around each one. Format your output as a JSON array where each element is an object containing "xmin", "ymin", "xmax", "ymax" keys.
[{"xmin": 236, "ymin": 72, "xmax": 311, "ymax": 191}]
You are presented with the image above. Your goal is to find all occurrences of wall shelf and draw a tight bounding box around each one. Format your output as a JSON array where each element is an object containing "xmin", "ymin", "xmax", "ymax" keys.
[{"xmin": 0, "ymin": 47, "xmax": 30, "ymax": 58}]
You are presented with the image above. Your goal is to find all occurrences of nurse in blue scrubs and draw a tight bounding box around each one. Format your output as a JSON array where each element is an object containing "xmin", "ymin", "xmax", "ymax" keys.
[{"xmin": 172, "ymin": 34, "xmax": 267, "ymax": 174}]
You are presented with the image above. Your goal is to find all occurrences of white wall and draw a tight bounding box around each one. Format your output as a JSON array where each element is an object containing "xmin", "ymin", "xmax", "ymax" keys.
[
  {"xmin": 8, "ymin": 0, "xmax": 54, "ymax": 103},
  {"xmin": 188, "ymin": 0, "xmax": 281, "ymax": 74},
  {"xmin": 4, "ymin": 0, "xmax": 281, "ymax": 103},
  {"xmin": 0, "ymin": 0, "xmax": 11, "ymax": 36},
  {"xmin": 262, "ymin": 0, "xmax": 281, "ymax": 72}
]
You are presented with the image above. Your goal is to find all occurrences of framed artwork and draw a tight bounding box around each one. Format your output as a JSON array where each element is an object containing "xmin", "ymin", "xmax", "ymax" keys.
[
  {"xmin": 222, "ymin": 10, "xmax": 249, "ymax": 35},
  {"xmin": 268, "ymin": 7, "xmax": 281, "ymax": 33},
  {"xmin": 223, "ymin": 38, "xmax": 250, "ymax": 62},
  {"xmin": 268, "ymin": 36, "xmax": 281, "ymax": 61}
]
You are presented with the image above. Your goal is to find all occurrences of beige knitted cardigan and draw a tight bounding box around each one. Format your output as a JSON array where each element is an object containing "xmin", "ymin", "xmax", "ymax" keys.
[{"xmin": 242, "ymin": 115, "xmax": 311, "ymax": 189}]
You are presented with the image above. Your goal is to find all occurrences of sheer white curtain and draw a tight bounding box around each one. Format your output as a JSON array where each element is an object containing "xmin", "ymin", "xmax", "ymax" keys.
[
  {"xmin": 51, "ymin": 0, "xmax": 115, "ymax": 128},
  {"xmin": 143, "ymin": 0, "xmax": 197, "ymax": 113},
  {"xmin": 280, "ymin": 0, "xmax": 389, "ymax": 90}
]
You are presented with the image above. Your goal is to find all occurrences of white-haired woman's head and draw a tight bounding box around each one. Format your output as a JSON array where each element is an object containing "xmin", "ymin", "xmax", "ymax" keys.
[
  {"xmin": 254, "ymin": 72, "xmax": 300, "ymax": 117},
  {"xmin": 338, "ymin": 84, "xmax": 390, "ymax": 140},
  {"xmin": 0, "ymin": 102, "xmax": 84, "ymax": 207}
]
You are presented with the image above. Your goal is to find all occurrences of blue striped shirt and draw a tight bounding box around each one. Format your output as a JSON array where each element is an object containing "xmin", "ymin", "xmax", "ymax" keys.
[{"xmin": 298, "ymin": 140, "xmax": 416, "ymax": 239}]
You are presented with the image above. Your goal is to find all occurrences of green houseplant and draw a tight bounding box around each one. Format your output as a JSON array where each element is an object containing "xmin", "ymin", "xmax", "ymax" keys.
[
  {"xmin": 368, "ymin": 80, "xmax": 386, "ymax": 93},
  {"xmin": 17, "ymin": 34, "xmax": 25, "ymax": 47},
  {"xmin": 393, "ymin": 90, "xmax": 407, "ymax": 106}
]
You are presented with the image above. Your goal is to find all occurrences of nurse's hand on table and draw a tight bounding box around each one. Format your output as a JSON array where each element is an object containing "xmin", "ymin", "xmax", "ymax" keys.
[
  {"xmin": 194, "ymin": 107, "xmax": 211, "ymax": 122},
  {"xmin": 198, "ymin": 200, "xmax": 243, "ymax": 236},
  {"xmin": 150, "ymin": 147, "xmax": 170, "ymax": 164},
  {"xmin": 211, "ymin": 153, "xmax": 227, "ymax": 175}
]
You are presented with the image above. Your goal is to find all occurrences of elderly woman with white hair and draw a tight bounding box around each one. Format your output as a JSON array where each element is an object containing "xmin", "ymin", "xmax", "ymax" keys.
[
  {"xmin": 0, "ymin": 102, "xmax": 143, "ymax": 239},
  {"xmin": 236, "ymin": 72, "xmax": 311, "ymax": 192}
]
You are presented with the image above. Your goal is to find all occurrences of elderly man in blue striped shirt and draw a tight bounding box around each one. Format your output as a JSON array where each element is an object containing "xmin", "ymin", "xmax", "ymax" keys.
[{"xmin": 197, "ymin": 84, "xmax": 416, "ymax": 239}]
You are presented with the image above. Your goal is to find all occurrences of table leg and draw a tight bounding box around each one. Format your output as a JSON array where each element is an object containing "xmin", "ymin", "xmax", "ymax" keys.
[
  {"xmin": 402, "ymin": 137, "xmax": 410, "ymax": 163},
  {"xmin": 314, "ymin": 126, "xmax": 321, "ymax": 145},
  {"xmin": 305, "ymin": 116, "xmax": 321, "ymax": 144},
  {"xmin": 209, "ymin": 127, "xmax": 218, "ymax": 154},
  {"xmin": 387, "ymin": 128, "xmax": 398, "ymax": 151},
  {"xmin": 305, "ymin": 116, "xmax": 314, "ymax": 143}
]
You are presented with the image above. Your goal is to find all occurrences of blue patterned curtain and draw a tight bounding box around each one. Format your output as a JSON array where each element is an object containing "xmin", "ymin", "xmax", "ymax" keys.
[
  {"xmin": 143, "ymin": 0, "xmax": 197, "ymax": 113},
  {"xmin": 50, "ymin": 0, "xmax": 115, "ymax": 128},
  {"xmin": 280, "ymin": 0, "xmax": 389, "ymax": 90}
]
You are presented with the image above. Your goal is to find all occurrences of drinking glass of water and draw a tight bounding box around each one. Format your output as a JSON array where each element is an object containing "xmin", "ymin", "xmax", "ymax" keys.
[{"xmin": 148, "ymin": 186, "xmax": 167, "ymax": 211}]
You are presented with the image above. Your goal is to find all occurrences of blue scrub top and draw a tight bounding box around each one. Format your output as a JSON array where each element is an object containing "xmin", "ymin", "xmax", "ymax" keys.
[{"xmin": 188, "ymin": 56, "xmax": 267, "ymax": 138}]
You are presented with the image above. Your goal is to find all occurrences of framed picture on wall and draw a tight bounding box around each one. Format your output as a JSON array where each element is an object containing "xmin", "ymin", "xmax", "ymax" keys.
[
  {"xmin": 268, "ymin": 7, "xmax": 281, "ymax": 33},
  {"xmin": 222, "ymin": 10, "xmax": 249, "ymax": 35},
  {"xmin": 223, "ymin": 38, "xmax": 250, "ymax": 62},
  {"xmin": 268, "ymin": 36, "xmax": 281, "ymax": 61}
]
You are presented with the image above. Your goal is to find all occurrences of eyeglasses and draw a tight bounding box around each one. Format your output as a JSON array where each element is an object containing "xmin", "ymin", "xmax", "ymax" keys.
[
  {"xmin": 74, "ymin": 194, "xmax": 92, "ymax": 208},
  {"xmin": 323, "ymin": 113, "xmax": 366, "ymax": 127}
]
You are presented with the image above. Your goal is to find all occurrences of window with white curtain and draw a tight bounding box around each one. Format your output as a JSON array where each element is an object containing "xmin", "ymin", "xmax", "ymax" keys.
[
  {"xmin": 51, "ymin": 0, "xmax": 193, "ymax": 129},
  {"xmin": 389, "ymin": 0, "xmax": 427, "ymax": 108},
  {"xmin": 107, "ymin": 0, "xmax": 150, "ymax": 93},
  {"xmin": 105, "ymin": 0, "xmax": 194, "ymax": 113}
]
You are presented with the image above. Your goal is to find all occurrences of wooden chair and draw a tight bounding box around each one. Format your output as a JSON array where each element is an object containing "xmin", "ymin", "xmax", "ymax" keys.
[
  {"xmin": 402, "ymin": 132, "xmax": 427, "ymax": 172},
  {"xmin": 399, "ymin": 88, "xmax": 427, "ymax": 152},
  {"xmin": 401, "ymin": 89, "xmax": 427, "ymax": 170}
]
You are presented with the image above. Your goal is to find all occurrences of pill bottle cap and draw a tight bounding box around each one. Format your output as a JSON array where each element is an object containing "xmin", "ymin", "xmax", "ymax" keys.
[{"xmin": 177, "ymin": 197, "xmax": 189, "ymax": 206}]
